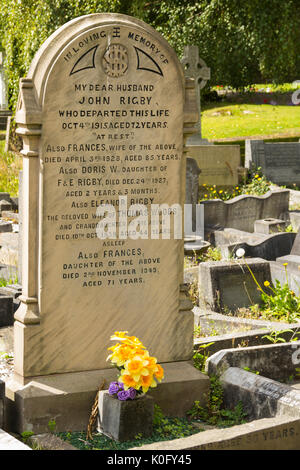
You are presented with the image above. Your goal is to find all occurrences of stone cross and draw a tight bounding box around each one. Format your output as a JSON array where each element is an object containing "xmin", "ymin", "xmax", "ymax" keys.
[{"xmin": 181, "ymin": 45, "xmax": 210, "ymax": 141}]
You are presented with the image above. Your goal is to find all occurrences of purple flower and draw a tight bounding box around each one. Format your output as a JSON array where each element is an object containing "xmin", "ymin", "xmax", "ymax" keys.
[
  {"xmin": 128, "ymin": 388, "xmax": 136, "ymax": 400},
  {"xmin": 108, "ymin": 381, "xmax": 120, "ymax": 395},
  {"xmin": 117, "ymin": 390, "xmax": 131, "ymax": 401},
  {"xmin": 117, "ymin": 381, "xmax": 124, "ymax": 390}
]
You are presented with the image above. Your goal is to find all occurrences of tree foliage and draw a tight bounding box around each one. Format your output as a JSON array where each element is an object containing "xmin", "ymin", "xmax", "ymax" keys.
[{"xmin": 0, "ymin": 0, "xmax": 299, "ymax": 112}]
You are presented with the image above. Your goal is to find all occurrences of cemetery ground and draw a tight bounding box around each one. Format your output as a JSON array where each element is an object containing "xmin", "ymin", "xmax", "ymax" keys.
[{"xmin": 201, "ymin": 84, "xmax": 300, "ymax": 162}]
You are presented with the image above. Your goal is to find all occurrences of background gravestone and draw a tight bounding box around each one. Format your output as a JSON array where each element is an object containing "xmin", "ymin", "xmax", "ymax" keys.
[
  {"xmin": 185, "ymin": 157, "xmax": 201, "ymax": 234},
  {"xmin": 245, "ymin": 139, "xmax": 300, "ymax": 185},
  {"xmin": 187, "ymin": 144, "xmax": 241, "ymax": 188},
  {"xmin": 181, "ymin": 45, "xmax": 211, "ymax": 146},
  {"xmin": 202, "ymin": 189, "xmax": 290, "ymax": 238},
  {"xmin": 5, "ymin": 13, "xmax": 209, "ymax": 433}
]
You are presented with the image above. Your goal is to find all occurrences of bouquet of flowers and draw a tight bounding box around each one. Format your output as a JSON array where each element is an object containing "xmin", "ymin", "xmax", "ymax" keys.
[{"xmin": 107, "ymin": 331, "xmax": 164, "ymax": 401}]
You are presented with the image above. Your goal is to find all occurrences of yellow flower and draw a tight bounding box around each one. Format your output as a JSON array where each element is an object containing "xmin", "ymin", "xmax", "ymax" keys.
[
  {"xmin": 119, "ymin": 373, "xmax": 139, "ymax": 390},
  {"xmin": 124, "ymin": 355, "xmax": 150, "ymax": 382},
  {"xmin": 140, "ymin": 373, "xmax": 157, "ymax": 393},
  {"xmin": 107, "ymin": 343, "xmax": 138, "ymax": 367},
  {"xmin": 254, "ymin": 174, "xmax": 259, "ymax": 178},
  {"xmin": 264, "ymin": 281, "xmax": 270, "ymax": 287},
  {"xmin": 204, "ymin": 194, "xmax": 208, "ymax": 198},
  {"xmin": 213, "ymin": 190, "xmax": 216, "ymax": 194},
  {"xmin": 154, "ymin": 364, "xmax": 164, "ymax": 382},
  {"xmin": 283, "ymin": 263, "xmax": 288, "ymax": 266},
  {"xmin": 110, "ymin": 331, "xmax": 128, "ymax": 341},
  {"xmin": 219, "ymin": 190, "xmax": 223, "ymax": 194},
  {"xmin": 110, "ymin": 331, "xmax": 145, "ymax": 349},
  {"xmin": 258, "ymin": 177, "xmax": 261, "ymax": 181}
]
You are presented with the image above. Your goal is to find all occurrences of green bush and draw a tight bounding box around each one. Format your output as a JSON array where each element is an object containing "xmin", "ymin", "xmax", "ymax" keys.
[{"xmin": 0, "ymin": 0, "xmax": 299, "ymax": 113}]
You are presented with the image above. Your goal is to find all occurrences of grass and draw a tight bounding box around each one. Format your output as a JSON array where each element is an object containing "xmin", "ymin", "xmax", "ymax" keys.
[
  {"xmin": 0, "ymin": 141, "xmax": 22, "ymax": 196},
  {"xmin": 57, "ymin": 414, "xmax": 203, "ymax": 450},
  {"xmin": 202, "ymin": 103, "xmax": 300, "ymax": 141}
]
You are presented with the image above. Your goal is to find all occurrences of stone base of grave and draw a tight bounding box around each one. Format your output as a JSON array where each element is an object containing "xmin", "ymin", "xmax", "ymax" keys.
[{"xmin": 4, "ymin": 361, "xmax": 210, "ymax": 434}]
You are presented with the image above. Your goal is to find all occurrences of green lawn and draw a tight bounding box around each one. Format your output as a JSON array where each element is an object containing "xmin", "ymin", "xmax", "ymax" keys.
[{"xmin": 202, "ymin": 103, "xmax": 300, "ymax": 140}]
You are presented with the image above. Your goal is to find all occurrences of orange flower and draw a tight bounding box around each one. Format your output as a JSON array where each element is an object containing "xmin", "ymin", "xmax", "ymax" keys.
[
  {"xmin": 119, "ymin": 373, "xmax": 138, "ymax": 390},
  {"xmin": 154, "ymin": 364, "xmax": 164, "ymax": 382},
  {"xmin": 140, "ymin": 373, "xmax": 157, "ymax": 393}
]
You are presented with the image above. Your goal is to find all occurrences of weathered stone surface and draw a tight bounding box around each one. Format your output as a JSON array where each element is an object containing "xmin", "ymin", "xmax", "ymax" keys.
[
  {"xmin": 0, "ymin": 220, "xmax": 12, "ymax": 233},
  {"xmin": 0, "ymin": 200, "xmax": 12, "ymax": 213},
  {"xmin": 254, "ymin": 218, "xmax": 286, "ymax": 234},
  {"xmin": 195, "ymin": 322, "xmax": 300, "ymax": 358},
  {"xmin": 0, "ymin": 284, "xmax": 22, "ymax": 313},
  {"xmin": 0, "ymin": 193, "xmax": 12, "ymax": 205},
  {"xmin": 1, "ymin": 211, "xmax": 19, "ymax": 222},
  {"xmin": 193, "ymin": 307, "xmax": 293, "ymax": 337},
  {"xmin": 0, "ymin": 233, "xmax": 18, "ymax": 269},
  {"xmin": 245, "ymin": 139, "xmax": 300, "ymax": 185},
  {"xmin": 0, "ymin": 294, "xmax": 14, "ymax": 327},
  {"xmin": 270, "ymin": 261, "xmax": 300, "ymax": 296},
  {"xmin": 0, "ymin": 429, "xmax": 31, "ymax": 450},
  {"xmin": 220, "ymin": 367, "xmax": 300, "ymax": 420},
  {"xmin": 206, "ymin": 341, "xmax": 300, "ymax": 382},
  {"xmin": 133, "ymin": 416, "xmax": 300, "ymax": 450},
  {"xmin": 289, "ymin": 211, "xmax": 300, "ymax": 231},
  {"xmin": 185, "ymin": 157, "xmax": 201, "ymax": 234},
  {"xmin": 181, "ymin": 45, "xmax": 210, "ymax": 145},
  {"xmin": 219, "ymin": 231, "xmax": 296, "ymax": 261},
  {"xmin": 0, "ymin": 326, "xmax": 13, "ymax": 352},
  {"xmin": 98, "ymin": 390, "xmax": 154, "ymax": 442},
  {"xmin": 5, "ymin": 361, "xmax": 209, "ymax": 433},
  {"xmin": 214, "ymin": 227, "xmax": 266, "ymax": 246},
  {"xmin": 6, "ymin": 12, "xmax": 201, "ymax": 434},
  {"xmin": 276, "ymin": 230, "xmax": 300, "ymax": 272},
  {"xmin": 30, "ymin": 433, "xmax": 78, "ymax": 450},
  {"xmin": 12, "ymin": 13, "xmax": 195, "ymax": 380},
  {"xmin": 187, "ymin": 144, "xmax": 241, "ymax": 187},
  {"xmin": 202, "ymin": 189, "xmax": 289, "ymax": 238},
  {"xmin": 198, "ymin": 258, "xmax": 272, "ymax": 312}
]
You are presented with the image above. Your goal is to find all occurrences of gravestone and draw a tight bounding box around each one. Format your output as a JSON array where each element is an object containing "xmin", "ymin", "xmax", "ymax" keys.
[
  {"xmin": 181, "ymin": 45, "xmax": 210, "ymax": 145},
  {"xmin": 5, "ymin": 13, "xmax": 210, "ymax": 433},
  {"xmin": 245, "ymin": 140, "xmax": 300, "ymax": 185},
  {"xmin": 185, "ymin": 157, "xmax": 201, "ymax": 234},
  {"xmin": 276, "ymin": 230, "xmax": 300, "ymax": 271},
  {"xmin": 198, "ymin": 258, "xmax": 272, "ymax": 313},
  {"xmin": 215, "ymin": 229, "xmax": 296, "ymax": 261},
  {"xmin": 202, "ymin": 189, "xmax": 289, "ymax": 238},
  {"xmin": 187, "ymin": 144, "xmax": 241, "ymax": 187}
]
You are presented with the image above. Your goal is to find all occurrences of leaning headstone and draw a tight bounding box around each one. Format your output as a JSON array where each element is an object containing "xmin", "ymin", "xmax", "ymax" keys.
[
  {"xmin": 202, "ymin": 189, "xmax": 289, "ymax": 237},
  {"xmin": 181, "ymin": 45, "xmax": 211, "ymax": 145},
  {"xmin": 6, "ymin": 13, "xmax": 210, "ymax": 433},
  {"xmin": 245, "ymin": 140, "xmax": 300, "ymax": 185},
  {"xmin": 215, "ymin": 229, "xmax": 296, "ymax": 261}
]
